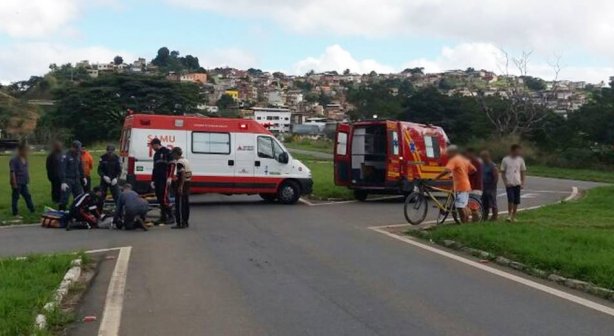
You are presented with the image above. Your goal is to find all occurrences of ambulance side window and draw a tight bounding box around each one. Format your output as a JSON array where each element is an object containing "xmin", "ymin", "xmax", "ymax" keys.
[
  {"xmin": 192, "ymin": 132, "xmax": 231, "ymax": 154},
  {"xmin": 257, "ymin": 136, "xmax": 284, "ymax": 160},
  {"xmin": 424, "ymin": 135, "xmax": 440, "ymax": 159},
  {"xmin": 257, "ymin": 136, "xmax": 275, "ymax": 159}
]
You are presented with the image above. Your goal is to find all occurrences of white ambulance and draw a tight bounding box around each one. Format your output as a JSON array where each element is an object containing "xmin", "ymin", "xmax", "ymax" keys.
[{"xmin": 119, "ymin": 114, "xmax": 312, "ymax": 204}]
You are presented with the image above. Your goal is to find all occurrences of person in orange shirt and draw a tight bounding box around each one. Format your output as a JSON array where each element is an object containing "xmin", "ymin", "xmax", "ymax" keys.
[
  {"xmin": 81, "ymin": 146, "xmax": 94, "ymax": 193},
  {"xmin": 434, "ymin": 145, "xmax": 476, "ymax": 223}
]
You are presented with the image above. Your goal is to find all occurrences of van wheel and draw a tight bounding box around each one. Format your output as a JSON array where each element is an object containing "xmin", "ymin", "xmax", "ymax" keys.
[
  {"xmin": 259, "ymin": 193, "xmax": 277, "ymax": 202},
  {"xmin": 277, "ymin": 180, "xmax": 301, "ymax": 204},
  {"xmin": 354, "ymin": 190, "xmax": 368, "ymax": 202}
]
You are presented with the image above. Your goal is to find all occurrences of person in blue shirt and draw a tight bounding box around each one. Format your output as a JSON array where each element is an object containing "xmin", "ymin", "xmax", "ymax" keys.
[
  {"xmin": 59, "ymin": 141, "xmax": 87, "ymax": 210},
  {"xmin": 9, "ymin": 143, "xmax": 35, "ymax": 218},
  {"xmin": 114, "ymin": 184, "xmax": 149, "ymax": 231}
]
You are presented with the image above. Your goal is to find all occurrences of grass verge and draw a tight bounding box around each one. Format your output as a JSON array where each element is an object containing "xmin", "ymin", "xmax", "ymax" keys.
[
  {"xmin": 529, "ymin": 165, "xmax": 614, "ymax": 184},
  {"xmin": 413, "ymin": 186, "xmax": 614, "ymax": 289},
  {"xmin": 0, "ymin": 253, "xmax": 80, "ymax": 335},
  {"xmin": 285, "ymin": 138, "xmax": 333, "ymax": 154},
  {"xmin": 302, "ymin": 159, "xmax": 353, "ymax": 200}
]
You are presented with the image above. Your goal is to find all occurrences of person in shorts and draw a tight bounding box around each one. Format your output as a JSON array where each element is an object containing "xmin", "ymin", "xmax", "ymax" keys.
[
  {"xmin": 435, "ymin": 145, "xmax": 476, "ymax": 223},
  {"xmin": 501, "ymin": 144, "xmax": 526, "ymax": 222},
  {"xmin": 480, "ymin": 150, "xmax": 499, "ymax": 221}
]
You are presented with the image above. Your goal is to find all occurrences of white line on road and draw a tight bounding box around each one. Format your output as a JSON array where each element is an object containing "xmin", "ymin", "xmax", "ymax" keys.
[
  {"xmin": 368, "ymin": 227, "xmax": 614, "ymax": 317},
  {"xmin": 98, "ymin": 246, "xmax": 132, "ymax": 336}
]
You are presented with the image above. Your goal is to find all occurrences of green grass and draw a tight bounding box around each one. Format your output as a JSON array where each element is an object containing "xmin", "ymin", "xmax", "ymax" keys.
[
  {"xmin": 304, "ymin": 160, "xmax": 353, "ymax": 200},
  {"xmin": 529, "ymin": 165, "xmax": 614, "ymax": 184},
  {"xmin": 419, "ymin": 186, "xmax": 614, "ymax": 289},
  {"xmin": 285, "ymin": 138, "xmax": 333, "ymax": 154},
  {"xmin": 0, "ymin": 254, "xmax": 77, "ymax": 335}
]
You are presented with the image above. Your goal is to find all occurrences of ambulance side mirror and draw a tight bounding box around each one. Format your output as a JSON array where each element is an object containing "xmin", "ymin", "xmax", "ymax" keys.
[{"xmin": 277, "ymin": 152, "xmax": 289, "ymax": 164}]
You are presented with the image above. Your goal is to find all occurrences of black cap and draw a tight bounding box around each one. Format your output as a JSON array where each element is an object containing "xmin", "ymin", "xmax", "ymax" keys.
[
  {"xmin": 150, "ymin": 138, "xmax": 161, "ymax": 145},
  {"xmin": 106, "ymin": 145, "xmax": 116, "ymax": 151}
]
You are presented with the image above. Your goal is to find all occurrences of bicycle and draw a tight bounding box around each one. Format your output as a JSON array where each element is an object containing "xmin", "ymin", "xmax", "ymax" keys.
[{"xmin": 403, "ymin": 179, "xmax": 484, "ymax": 225}]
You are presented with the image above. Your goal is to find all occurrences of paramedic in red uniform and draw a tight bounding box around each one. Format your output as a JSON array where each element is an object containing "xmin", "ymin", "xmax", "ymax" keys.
[
  {"xmin": 150, "ymin": 138, "xmax": 175, "ymax": 225},
  {"xmin": 170, "ymin": 147, "xmax": 192, "ymax": 229}
]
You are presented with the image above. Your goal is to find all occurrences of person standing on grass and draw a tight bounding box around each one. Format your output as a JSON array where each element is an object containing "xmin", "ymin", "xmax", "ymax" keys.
[
  {"xmin": 480, "ymin": 150, "xmax": 499, "ymax": 221},
  {"xmin": 9, "ymin": 143, "xmax": 35, "ymax": 219},
  {"xmin": 81, "ymin": 146, "xmax": 94, "ymax": 193},
  {"xmin": 98, "ymin": 145, "xmax": 121, "ymax": 203},
  {"xmin": 46, "ymin": 141, "xmax": 64, "ymax": 204},
  {"xmin": 501, "ymin": 144, "xmax": 526, "ymax": 222},
  {"xmin": 465, "ymin": 147, "xmax": 483, "ymax": 221},
  {"xmin": 59, "ymin": 141, "xmax": 87, "ymax": 210},
  {"xmin": 435, "ymin": 145, "xmax": 476, "ymax": 223}
]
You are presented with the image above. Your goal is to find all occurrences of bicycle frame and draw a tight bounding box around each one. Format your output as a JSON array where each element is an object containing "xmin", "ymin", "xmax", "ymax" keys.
[{"xmin": 416, "ymin": 181, "xmax": 456, "ymax": 213}]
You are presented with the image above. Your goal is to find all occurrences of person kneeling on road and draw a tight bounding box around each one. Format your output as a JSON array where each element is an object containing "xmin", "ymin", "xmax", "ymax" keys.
[
  {"xmin": 114, "ymin": 184, "xmax": 149, "ymax": 231},
  {"xmin": 66, "ymin": 187, "xmax": 104, "ymax": 230},
  {"xmin": 170, "ymin": 147, "xmax": 192, "ymax": 229}
]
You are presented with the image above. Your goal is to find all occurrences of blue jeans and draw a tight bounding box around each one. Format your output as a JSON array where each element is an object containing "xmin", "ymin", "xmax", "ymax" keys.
[{"xmin": 12, "ymin": 184, "xmax": 35, "ymax": 216}]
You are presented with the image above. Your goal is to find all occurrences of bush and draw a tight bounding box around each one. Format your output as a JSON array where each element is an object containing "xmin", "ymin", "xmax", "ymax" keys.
[{"xmin": 467, "ymin": 135, "xmax": 538, "ymax": 163}]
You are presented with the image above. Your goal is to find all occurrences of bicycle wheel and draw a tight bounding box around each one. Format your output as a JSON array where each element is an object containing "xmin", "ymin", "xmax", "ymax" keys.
[
  {"xmin": 468, "ymin": 194, "xmax": 484, "ymax": 222},
  {"xmin": 404, "ymin": 192, "xmax": 428, "ymax": 225},
  {"xmin": 452, "ymin": 195, "xmax": 484, "ymax": 223}
]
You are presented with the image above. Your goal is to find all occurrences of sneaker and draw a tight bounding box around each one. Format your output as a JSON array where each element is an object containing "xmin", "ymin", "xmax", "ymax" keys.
[
  {"xmin": 13, "ymin": 215, "xmax": 23, "ymax": 220},
  {"xmin": 505, "ymin": 217, "xmax": 512, "ymax": 222},
  {"xmin": 171, "ymin": 224, "xmax": 185, "ymax": 229}
]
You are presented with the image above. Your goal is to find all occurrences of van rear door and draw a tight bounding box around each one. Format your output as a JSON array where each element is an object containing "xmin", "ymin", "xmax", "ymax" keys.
[
  {"xmin": 386, "ymin": 121, "xmax": 401, "ymax": 182},
  {"xmin": 334, "ymin": 124, "xmax": 352, "ymax": 186}
]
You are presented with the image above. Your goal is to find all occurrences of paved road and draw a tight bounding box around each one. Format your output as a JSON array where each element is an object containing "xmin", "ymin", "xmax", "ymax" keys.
[{"xmin": 1, "ymin": 176, "xmax": 612, "ymax": 335}]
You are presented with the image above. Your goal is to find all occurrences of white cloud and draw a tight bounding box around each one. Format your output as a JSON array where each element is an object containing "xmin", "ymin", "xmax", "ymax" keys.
[
  {"xmin": 293, "ymin": 44, "xmax": 394, "ymax": 74},
  {"xmin": 0, "ymin": 43, "xmax": 136, "ymax": 83},
  {"xmin": 294, "ymin": 43, "xmax": 613, "ymax": 84},
  {"xmin": 0, "ymin": 0, "xmax": 79, "ymax": 38},
  {"xmin": 169, "ymin": 0, "xmax": 614, "ymax": 58},
  {"xmin": 196, "ymin": 48, "xmax": 258, "ymax": 69}
]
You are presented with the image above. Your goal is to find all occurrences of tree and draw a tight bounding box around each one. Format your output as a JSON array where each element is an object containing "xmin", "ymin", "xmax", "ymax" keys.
[
  {"xmin": 473, "ymin": 50, "xmax": 555, "ymax": 136},
  {"xmin": 152, "ymin": 47, "xmax": 170, "ymax": 67},
  {"xmin": 113, "ymin": 56, "xmax": 124, "ymax": 65},
  {"xmin": 401, "ymin": 67, "xmax": 424, "ymax": 76},
  {"xmin": 48, "ymin": 73, "xmax": 201, "ymax": 144},
  {"xmin": 343, "ymin": 69, "xmax": 351, "ymax": 75},
  {"xmin": 216, "ymin": 94, "xmax": 236, "ymax": 110}
]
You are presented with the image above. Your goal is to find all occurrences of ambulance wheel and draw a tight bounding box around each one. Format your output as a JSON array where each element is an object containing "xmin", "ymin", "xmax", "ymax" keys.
[
  {"xmin": 277, "ymin": 180, "xmax": 301, "ymax": 204},
  {"xmin": 259, "ymin": 193, "xmax": 277, "ymax": 202},
  {"xmin": 353, "ymin": 190, "xmax": 368, "ymax": 202}
]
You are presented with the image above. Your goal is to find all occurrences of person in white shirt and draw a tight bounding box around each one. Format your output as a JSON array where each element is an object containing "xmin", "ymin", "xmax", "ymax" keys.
[{"xmin": 500, "ymin": 144, "xmax": 526, "ymax": 222}]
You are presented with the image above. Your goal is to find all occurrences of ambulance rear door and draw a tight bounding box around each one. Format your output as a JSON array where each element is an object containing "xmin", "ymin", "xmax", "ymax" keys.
[{"xmin": 334, "ymin": 124, "xmax": 352, "ymax": 186}]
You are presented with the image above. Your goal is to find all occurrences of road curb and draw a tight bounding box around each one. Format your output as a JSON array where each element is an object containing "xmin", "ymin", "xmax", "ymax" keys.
[
  {"xmin": 34, "ymin": 258, "xmax": 83, "ymax": 330},
  {"xmin": 413, "ymin": 231, "xmax": 614, "ymax": 303}
]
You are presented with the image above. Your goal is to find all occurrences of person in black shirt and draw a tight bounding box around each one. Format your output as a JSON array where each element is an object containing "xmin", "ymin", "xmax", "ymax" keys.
[
  {"xmin": 170, "ymin": 147, "xmax": 191, "ymax": 229},
  {"xmin": 66, "ymin": 187, "xmax": 103, "ymax": 230},
  {"xmin": 98, "ymin": 145, "xmax": 121, "ymax": 202},
  {"xmin": 46, "ymin": 141, "xmax": 64, "ymax": 204},
  {"xmin": 150, "ymin": 138, "xmax": 174, "ymax": 224}
]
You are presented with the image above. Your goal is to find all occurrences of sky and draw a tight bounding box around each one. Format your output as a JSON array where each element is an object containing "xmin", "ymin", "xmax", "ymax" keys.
[{"xmin": 1, "ymin": 0, "xmax": 614, "ymax": 84}]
